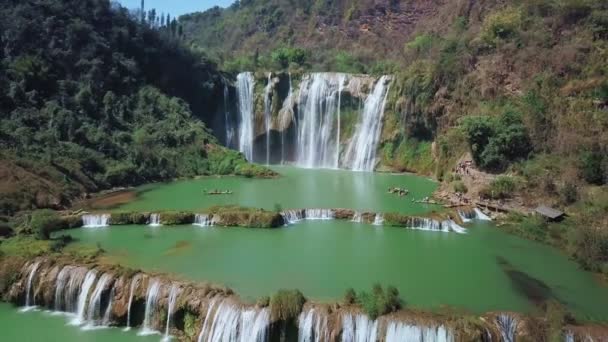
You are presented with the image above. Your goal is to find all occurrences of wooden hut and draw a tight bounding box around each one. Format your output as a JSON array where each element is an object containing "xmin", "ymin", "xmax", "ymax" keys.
[{"xmin": 535, "ymin": 205, "xmax": 565, "ymax": 222}]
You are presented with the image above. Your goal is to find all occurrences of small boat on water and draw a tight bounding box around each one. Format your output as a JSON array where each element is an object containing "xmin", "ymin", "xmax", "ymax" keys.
[{"xmin": 204, "ymin": 189, "xmax": 233, "ymax": 195}]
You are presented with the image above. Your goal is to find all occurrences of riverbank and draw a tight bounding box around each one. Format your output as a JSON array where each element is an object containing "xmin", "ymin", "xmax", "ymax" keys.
[{"xmin": 1, "ymin": 255, "xmax": 607, "ymax": 341}]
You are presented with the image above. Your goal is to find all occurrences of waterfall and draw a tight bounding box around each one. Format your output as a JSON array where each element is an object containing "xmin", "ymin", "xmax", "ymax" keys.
[
  {"xmin": 344, "ymin": 76, "xmax": 391, "ymax": 171},
  {"xmin": 194, "ymin": 214, "xmax": 214, "ymax": 227},
  {"xmin": 458, "ymin": 210, "xmax": 475, "ymax": 223},
  {"xmin": 385, "ymin": 322, "xmax": 454, "ymax": 342},
  {"xmin": 341, "ymin": 313, "xmax": 378, "ymax": 342},
  {"xmin": 162, "ymin": 284, "xmax": 181, "ymax": 342},
  {"xmin": 496, "ymin": 314, "xmax": 518, "ymax": 342},
  {"xmin": 281, "ymin": 209, "xmax": 305, "ymax": 224},
  {"xmin": 564, "ymin": 331, "xmax": 574, "ymax": 342},
  {"xmin": 304, "ymin": 209, "xmax": 335, "ymax": 220},
  {"xmin": 82, "ymin": 214, "xmax": 110, "ymax": 228},
  {"xmin": 149, "ymin": 213, "xmax": 161, "ymax": 226},
  {"xmin": 62, "ymin": 267, "xmax": 89, "ymax": 313},
  {"xmin": 71, "ymin": 269, "xmax": 98, "ymax": 325},
  {"xmin": 236, "ymin": 72, "xmax": 255, "ymax": 161},
  {"xmin": 474, "ymin": 208, "xmax": 492, "ymax": 221},
  {"xmin": 125, "ymin": 275, "xmax": 140, "ymax": 330},
  {"xmin": 140, "ymin": 279, "xmax": 162, "ymax": 335},
  {"xmin": 54, "ymin": 265, "xmax": 74, "ymax": 311},
  {"xmin": 197, "ymin": 300, "xmax": 270, "ymax": 342},
  {"xmin": 298, "ymin": 309, "xmax": 328, "ymax": 342},
  {"xmin": 85, "ymin": 273, "xmax": 113, "ymax": 325},
  {"xmin": 264, "ymin": 73, "xmax": 273, "ymax": 165},
  {"xmin": 281, "ymin": 73, "xmax": 295, "ymax": 164},
  {"xmin": 398, "ymin": 218, "xmax": 466, "ymax": 234},
  {"xmin": 373, "ymin": 214, "xmax": 384, "ymax": 226},
  {"xmin": 102, "ymin": 285, "xmax": 115, "ymax": 326},
  {"xmin": 352, "ymin": 212, "xmax": 363, "ymax": 223},
  {"xmin": 335, "ymin": 76, "xmax": 345, "ymax": 169},
  {"xmin": 443, "ymin": 220, "xmax": 467, "ymax": 234},
  {"xmin": 21, "ymin": 261, "xmax": 41, "ymax": 311},
  {"xmin": 224, "ymin": 84, "xmax": 234, "ymax": 147},
  {"xmin": 296, "ymin": 73, "xmax": 345, "ymax": 169}
]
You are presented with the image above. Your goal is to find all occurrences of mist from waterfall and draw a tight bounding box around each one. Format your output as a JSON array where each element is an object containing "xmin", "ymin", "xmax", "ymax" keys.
[
  {"xmin": 224, "ymin": 85, "xmax": 234, "ymax": 147},
  {"xmin": 344, "ymin": 76, "xmax": 391, "ymax": 171},
  {"xmin": 236, "ymin": 72, "xmax": 255, "ymax": 161},
  {"xmin": 296, "ymin": 73, "xmax": 345, "ymax": 169},
  {"xmin": 264, "ymin": 73, "xmax": 273, "ymax": 165}
]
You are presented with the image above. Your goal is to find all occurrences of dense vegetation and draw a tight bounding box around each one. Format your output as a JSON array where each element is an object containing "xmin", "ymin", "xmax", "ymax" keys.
[{"xmin": 0, "ymin": 0, "xmax": 272, "ymax": 217}]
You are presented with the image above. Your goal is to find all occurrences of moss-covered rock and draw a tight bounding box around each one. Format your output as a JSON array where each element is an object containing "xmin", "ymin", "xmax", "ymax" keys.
[
  {"xmin": 110, "ymin": 212, "xmax": 150, "ymax": 225},
  {"xmin": 207, "ymin": 206, "xmax": 284, "ymax": 228},
  {"xmin": 159, "ymin": 212, "xmax": 195, "ymax": 225}
]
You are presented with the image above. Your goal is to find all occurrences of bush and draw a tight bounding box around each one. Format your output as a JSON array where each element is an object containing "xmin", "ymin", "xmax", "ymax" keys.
[
  {"xmin": 357, "ymin": 284, "xmax": 402, "ymax": 319},
  {"xmin": 480, "ymin": 7, "xmax": 523, "ymax": 46},
  {"xmin": 561, "ymin": 183, "xmax": 578, "ymax": 205},
  {"xmin": 452, "ymin": 181, "xmax": 468, "ymax": 193},
  {"xmin": 29, "ymin": 209, "xmax": 63, "ymax": 240},
  {"xmin": 580, "ymin": 147, "xmax": 606, "ymax": 185},
  {"xmin": 344, "ymin": 288, "xmax": 357, "ymax": 305},
  {"xmin": 481, "ymin": 176, "xmax": 517, "ymax": 199},
  {"xmin": 159, "ymin": 212, "xmax": 194, "ymax": 225},
  {"xmin": 270, "ymin": 289, "xmax": 305, "ymax": 321}
]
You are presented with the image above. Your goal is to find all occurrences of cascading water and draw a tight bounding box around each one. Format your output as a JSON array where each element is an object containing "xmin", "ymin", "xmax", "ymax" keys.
[
  {"xmin": 21, "ymin": 261, "xmax": 41, "ymax": 311},
  {"xmin": 264, "ymin": 73, "xmax": 273, "ymax": 165},
  {"xmin": 140, "ymin": 279, "xmax": 162, "ymax": 335},
  {"xmin": 85, "ymin": 273, "xmax": 113, "ymax": 326},
  {"xmin": 304, "ymin": 209, "xmax": 335, "ymax": 220},
  {"xmin": 62, "ymin": 267, "xmax": 89, "ymax": 313},
  {"xmin": 496, "ymin": 314, "xmax": 518, "ymax": 342},
  {"xmin": 197, "ymin": 300, "xmax": 270, "ymax": 342},
  {"xmin": 344, "ymin": 76, "xmax": 391, "ymax": 171},
  {"xmin": 474, "ymin": 208, "xmax": 492, "ymax": 221},
  {"xmin": 458, "ymin": 209, "xmax": 475, "ymax": 223},
  {"xmin": 351, "ymin": 212, "xmax": 363, "ymax": 223},
  {"xmin": 373, "ymin": 214, "xmax": 384, "ymax": 226},
  {"xmin": 149, "ymin": 213, "xmax": 161, "ymax": 226},
  {"xmin": 298, "ymin": 308, "xmax": 328, "ymax": 342},
  {"xmin": 280, "ymin": 73, "xmax": 295, "ymax": 164},
  {"xmin": 296, "ymin": 73, "xmax": 345, "ymax": 169},
  {"xmin": 341, "ymin": 313, "xmax": 378, "ymax": 342},
  {"xmin": 194, "ymin": 214, "xmax": 214, "ymax": 227},
  {"xmin": 54, "ymin": 265, "xmax": 74, "ymax": 311},
  {"xmin": 162, "ymin": 284, "xmax": 181, "ymax": 342},
  {"xmin": 102, "ymin": 285, "xmax": 115, "ymax": 326},
  {"xmin": 385, "ymin": 322, "xmax": 454, "ymax": 342},
  {"xmin": 82, "ymin": 214, "xmax": 110, "ymax": 228},
  {"xmin": 281, "ymin": 210, "xmax": 304, "ymax": 224},
  {"xmin": 125, "ymin": 275, "xmax": 141, "ymax": 330},
  {"xmin": 224, "ymin": 85, "xmax": 234, "ymax": 147},
  {"xmin": 236, "ymin": 72, "xmax": 255, "ymax": 161},
  {"xmin": 71, "ymin": 269, "xmax": 98, "ymax": 325}
]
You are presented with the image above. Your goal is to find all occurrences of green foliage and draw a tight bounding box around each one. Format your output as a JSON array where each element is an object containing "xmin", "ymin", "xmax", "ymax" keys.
[
  {"xmin": 343, "ymin": 288, "xmax": 357, "ymax": 305},
  {"xmin": 333, "ymin": 52, "xmax": 366, "ymax": 74},
  {"xmin": 29, "ymin": 210, "xmax": 63, "ymax": 240},
  {"xmin": 480, "ymin": 7, "xmax": 523, "ymax": 46},
  {"xmin": 0, "ymin": 236, "xmax": 52, "ymax": 257},
  {"xmin": 561, "ymin": 183, "xmax": 579, "ymax": 205},
  {"xmin": 405, "ymin": 34, "xmax": 435, "ymax": 56},
  {"xmin": 270, "ymin": 289, "xmax": 306, "ymax": 321},
  {"xmin": 271, "ymin": 47, "xmax": 307, "ymax": 69},
  {"xmin": 183, "ymin": 312, "xmax": 198, "ymax": 339},
  {"xmin": 481, "ymin": 176, "xmax": 518, "ymax": 199},
  {"xmin": 452, "ymin": 181, "xmax": 468, "ymax": 193},
  {"xmin": 256, "ymin": 296, "xmax": 270, "ymax": 307},
  {"xmin": 579, "ymin": 146, "xmax": 606, "ymax": 185},
  {"xmin": 357, "ymin": 284, "xmax": 402, "ymax": 319},
  {"xmin": 461, "ymin": 108, "xmax": 532, "ymax": 171}
]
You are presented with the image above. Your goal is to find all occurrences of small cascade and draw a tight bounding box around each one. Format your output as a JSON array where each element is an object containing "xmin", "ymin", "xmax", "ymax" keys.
[
  {"xmin": 373, "ymin": 214, "xmax": 384, "ymax": 226},
  {"xmin": 85, "ymin": 273, "xmax": 113, "ymax": 326},
  {"xmin": 281, "ymin": 209, "xmax": 305, "ymax": 224},
  {"xmin": 54, "ymin": 265, "xmax": 74, "ymax": 311},
  {"xmin": 443, "ymin": 220, "xmax": 467, "ymax": 234},
  {"xmin": 82, "ymin": 214, "xmax": 110, "ymax": 228},
  {"xmin": 351, "ymin": 212, "xmax": 363, "ymax": 223},
  {"xmin": 404, "ymin": 218, "xmax": 447, "ymax": 232},
  {"xmin": 197, "ymin": 300, "xmax": 270, "ymax": 342},
  {"xmin": 564, "ymin": 331, "xmax": 574, "ymax": 342},
  {"xmin": 140, "ymin": 279, "xmax": 162, "ymax": 335},
  {"xmin": 224, "ymin": 84, "xmax": 234, "ymax": 147},
  {"xmin": 162, "ymin": 284, "xmax": 181, "ymax": 342},
  {"xmin": 341, "ymin": 313, "xmax": 378, "ymax": 342},
  {"xmin": 496, "ymin": 314, "xmax": 518, "ymax": 342},
  {"xmin": 71, "ymin": 269, "xmax": 98, "ymax": 325},
  {"xmin": 264, "ymin": 73, "xmax": 273, "ymax": 165},
  {"xmin": 280, "ymin": 73, "xmax": 295, "ymax": 164},
  {"xmin": 149, "ymin": 213, "xmax": 161, "ymax": 226},
  {"xmin": 21, "ymin": 261, "xmax": 41, "ymax": 311},
  {"xmin": 236, "ymin": 72, "xmax": 255, "ymax": 161},
  {"xmin": 61, "ymin": 266, "xmax": 89, "ymax": 313},
  {"xmin": 474, "ymin": 208, "xmax": 492, "ymax": 221},
  {"xmin": 296, "ymin": 73, "xmax": 346, "ymax": 169},
  {"xmin": 335, "ymin": 75, "xmax": 345, "ymax": 169},
  {"xmin": 194, "ymin": 214, "xmax": 214, "ymax": 227},
  {"xmin": 125, "ymin": 275, "xmax": 141, "ymax": 330},
  {"xmin": 298, "ymin": 308, "xmax": 328, "ymax": 342},
  {"xmin": 384, "ymin": 321, "xmax": 454, "ymax": 342},
  {"xmin": 458, "ymin": 209, "xmax": 475, "ymax": 223},
  {"xmin": 102, "ymin": 285, "xmax": 115, "ymax": 326},
  {"xmin": 344, "ymin": 76, "xmax": 391, "ymax": 171},
  {"xmin": 304, "ymin": 209, "xmax": 335, "ymax": 220}
]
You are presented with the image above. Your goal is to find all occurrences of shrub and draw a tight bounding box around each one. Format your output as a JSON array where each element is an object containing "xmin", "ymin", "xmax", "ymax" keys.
[
  {"xmin": 452, "ymin": 181, "xmax": 468, "ymax": 193},
  {"xmin": 29, "ymin": 209, "xmax": 63, "ymax": 240},
  {"xmin": 580, "ymin": 147, "xmax": 606, "ymax": 185},
  {"xmin": 481, "ymin": 176, "xmax": 517, "ymax": 199},
  {"xmin": 256, "ymin": 296, "xmax": 270, "ymax": 307},
  {"xmin": 561, "ymin": 183, "xmax": 578, "ymax": 205},
  {"xmin": 159, "ymin": 212, "xmax": 194, "ymax": 225},
  {"xmin": 357, "ymin": 284, "xmax": 402, "ymax": 319},
  {"xmin": 270, "ymin": 289, "xmax": 306, "ymax": 321},
  {"xmin": 480, "ymin": 7, "xmax": 523, "ymax": 46},
  {"xmin": 344, "ymin": 288, "xmax": 357, "ymax": 305}
]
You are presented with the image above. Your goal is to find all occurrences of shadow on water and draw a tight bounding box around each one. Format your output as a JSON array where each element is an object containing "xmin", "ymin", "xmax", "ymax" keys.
[{"xmin": 496, "ymin": 256, "xmax": 557, "ymax": 306}]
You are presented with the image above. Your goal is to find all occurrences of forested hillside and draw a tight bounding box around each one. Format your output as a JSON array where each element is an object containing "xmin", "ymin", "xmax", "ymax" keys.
[{"xmin": 0, "ymin": 0, "xmax": 268, "ymax": 216}]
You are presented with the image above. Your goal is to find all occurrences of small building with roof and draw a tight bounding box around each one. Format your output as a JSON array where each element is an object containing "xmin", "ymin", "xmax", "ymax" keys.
[{"xmin": 535, "ymin": 205, "xmax": 565, "ymax": 222}]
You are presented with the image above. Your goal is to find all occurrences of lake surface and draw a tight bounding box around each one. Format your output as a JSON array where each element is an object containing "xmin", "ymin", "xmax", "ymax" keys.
[
  {"xmin": 115, "ymin": 166, "xmax": 438, "ymax": 215},
  {"xmin": 63, "ymin": 220, "xmax": 608, "ymax": 322}
]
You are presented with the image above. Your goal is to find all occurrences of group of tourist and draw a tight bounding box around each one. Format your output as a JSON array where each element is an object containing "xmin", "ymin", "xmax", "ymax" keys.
[
  {"xmin": 388, "ymin": 187, "xmax": 409, "ymax": 197},
  {"xmin": 455, "ymin": 160, "xmax": 473, "ymax": 175}
]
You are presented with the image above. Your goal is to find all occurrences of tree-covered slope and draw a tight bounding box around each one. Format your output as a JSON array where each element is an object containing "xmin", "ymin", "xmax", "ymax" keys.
[{"xmin": 0, "ymin": 0, "xmax": 269, "ymax": 216}]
